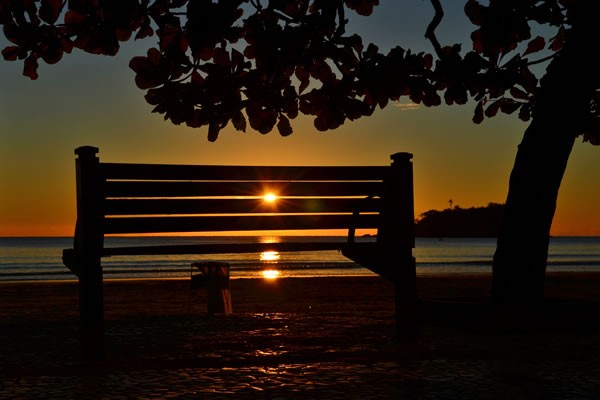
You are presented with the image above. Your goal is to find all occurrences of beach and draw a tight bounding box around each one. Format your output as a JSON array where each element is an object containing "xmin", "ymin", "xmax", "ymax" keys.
[{"xmin": 1, "ymin": 273, "xmax": 600, "ymax": 399}]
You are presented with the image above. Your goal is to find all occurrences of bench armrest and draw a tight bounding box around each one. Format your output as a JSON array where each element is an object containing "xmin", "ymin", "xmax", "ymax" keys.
[
  {"xmin": 347, "ymin": 196, "xmax": 377, "ymax": 244},
  {"xmin": 62, "ymin": 249, "xmax": 80, "ymax": 278}
]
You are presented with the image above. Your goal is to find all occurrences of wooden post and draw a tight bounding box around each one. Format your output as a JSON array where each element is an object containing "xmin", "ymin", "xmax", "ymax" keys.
[
  {"xmin": 382, "ymin": 152, "xmax": 416, "ymax": 335},
  {"xmin": 192, "ymin": 261, "xmax": 232, "ymax": 315},
  {"xmin": 74, "ymin": 146, "xmax": 105, "ymax": 362}
]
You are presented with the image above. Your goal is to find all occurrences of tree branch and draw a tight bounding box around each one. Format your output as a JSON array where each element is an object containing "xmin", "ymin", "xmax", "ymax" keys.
[
  {"xmin": 425, "ymin": 0, "xmax": 444, "ymax": 58},
  {"xmin": 335, "ymin": 3, "xmax": 347, "ymax": 37},
  {"xmin": 527, "ymin": 53, "xmax": 558, "ymax": 67},
  {"xmin": 250, "ymin": 0, "xmax": 263, "ymax": 10},
  {"xmin": 270, "ymin": 8, "xmax": 296, "ymax": 24}
]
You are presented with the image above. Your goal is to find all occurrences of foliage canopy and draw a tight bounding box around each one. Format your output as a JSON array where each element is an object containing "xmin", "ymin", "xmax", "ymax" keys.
[{"xmin": 2, "ymin": 0, "xmax": 599, "ymax": 142}]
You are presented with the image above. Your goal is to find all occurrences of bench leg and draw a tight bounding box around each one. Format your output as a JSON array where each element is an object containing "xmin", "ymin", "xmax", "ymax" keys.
[
  {"xmin": 394, "ymin": 256, "xmax": 417, "ymax": 337},
  {"xmin": 79, "ymin": 258, "xmax": 104, "ymax": 362}
]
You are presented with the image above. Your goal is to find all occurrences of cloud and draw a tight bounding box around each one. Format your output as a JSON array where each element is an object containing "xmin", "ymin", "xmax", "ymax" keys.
[{"xmin": 392, "ymin": 102, "xmax": 420, "ymax": 111}]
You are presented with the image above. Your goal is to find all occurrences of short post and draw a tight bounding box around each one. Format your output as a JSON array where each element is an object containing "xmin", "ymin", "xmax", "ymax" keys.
[
  {"xmin": 191, "ymin": 261, "xmax": 232, "ymax": 315},
  {"xmin": 383, "ymin": 153, "xmax": 416, "ymax": 336}
]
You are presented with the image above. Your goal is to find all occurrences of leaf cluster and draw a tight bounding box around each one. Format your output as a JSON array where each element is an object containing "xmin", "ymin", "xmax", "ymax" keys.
[{"xmin": 462, "ymin": 0, "xmax": 569, "ymax": 125}]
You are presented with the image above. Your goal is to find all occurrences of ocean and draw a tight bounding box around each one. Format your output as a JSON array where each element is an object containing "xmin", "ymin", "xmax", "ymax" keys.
[{"xmin": 1, "ymin": 236, "xmax": 600, "ymax": 281}]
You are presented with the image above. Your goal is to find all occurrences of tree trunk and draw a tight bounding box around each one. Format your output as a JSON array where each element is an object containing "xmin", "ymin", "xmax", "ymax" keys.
[{"xmin": 492, "ymin": 2, "xmax": 600, "ymax": 304}]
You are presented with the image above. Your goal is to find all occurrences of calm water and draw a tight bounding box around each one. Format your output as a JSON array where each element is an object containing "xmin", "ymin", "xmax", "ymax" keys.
[{"xmin": 1, "ymin": 236, "xmax": 600, "ymax": 281}]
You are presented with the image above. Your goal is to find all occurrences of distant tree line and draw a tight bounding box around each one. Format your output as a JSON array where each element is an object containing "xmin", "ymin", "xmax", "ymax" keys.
[{"xmin": 415, "ymin": 203, "xmax": 504, "ymax": 238}]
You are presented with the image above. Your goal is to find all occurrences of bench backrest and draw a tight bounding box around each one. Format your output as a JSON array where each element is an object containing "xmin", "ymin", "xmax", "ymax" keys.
[{"xmin": 73, "ymin": 146, "xmax": 414, "ymax": 250}]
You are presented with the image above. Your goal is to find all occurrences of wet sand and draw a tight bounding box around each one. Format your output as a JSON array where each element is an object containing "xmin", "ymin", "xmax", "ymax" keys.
[{"xmin": 1, "ymin": 273, "xmax": 600, "ymax": 399}]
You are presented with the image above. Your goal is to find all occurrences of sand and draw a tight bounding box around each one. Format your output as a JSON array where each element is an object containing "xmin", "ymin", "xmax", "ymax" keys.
[{"xmin": 1, "ymin": 273, "xmax": 600, "ymax": 399}]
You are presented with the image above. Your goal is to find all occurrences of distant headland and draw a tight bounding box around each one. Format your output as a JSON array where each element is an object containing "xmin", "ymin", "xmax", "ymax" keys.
[{"xmin": 415, "ymin": 203, "xmax": 504, "ymax": 238}]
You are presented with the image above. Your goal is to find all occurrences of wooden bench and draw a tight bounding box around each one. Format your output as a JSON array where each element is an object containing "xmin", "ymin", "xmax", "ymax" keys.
[{"xmin": 63, "ymin": 146, "xmax": 416, "ymax": 361}]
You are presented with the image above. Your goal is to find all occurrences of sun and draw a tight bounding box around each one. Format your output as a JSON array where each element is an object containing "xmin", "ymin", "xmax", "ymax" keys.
[{"xmin": 263, "ymin": 192, "xmax": 278, "ymax": 203}]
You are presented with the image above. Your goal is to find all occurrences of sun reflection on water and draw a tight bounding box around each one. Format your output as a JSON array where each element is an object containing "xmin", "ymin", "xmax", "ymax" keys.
[
  {"xmin": 260, "ymin": 247, "xmax": 281, "ymax": 279},
  {"xmin": 261, "ymin": 269, "xmax": 281, "ymax": 280},
  {"xmin": 260, "ymin": 251, "xmax": 280, "ymax": 262},
  {"xmin": 259, "ymin": 236, "xmax": 282, "ymax": 244}
]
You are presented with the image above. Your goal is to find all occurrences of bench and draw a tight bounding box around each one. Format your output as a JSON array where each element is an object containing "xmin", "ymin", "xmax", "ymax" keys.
[{"xmin": 63, "ymin": 146, "xmax": 416, "ymax": 361}]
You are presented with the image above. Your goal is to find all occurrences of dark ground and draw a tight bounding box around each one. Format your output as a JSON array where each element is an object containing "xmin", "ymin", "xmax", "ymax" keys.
[{"xmin": 1, "ymin": 274, "xmax": 599, "ymax": 399}]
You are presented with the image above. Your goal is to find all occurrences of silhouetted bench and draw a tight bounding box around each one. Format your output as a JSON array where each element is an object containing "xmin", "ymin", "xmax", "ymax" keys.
[{"xmin": 63, "ymin": 146, "xmax": 416, "ymax": 361}]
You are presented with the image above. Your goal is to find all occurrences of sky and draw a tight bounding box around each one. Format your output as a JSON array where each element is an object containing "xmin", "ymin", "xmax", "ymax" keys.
[{"xmin": 1, "ymin": 1, "xmax": 599, "ymax": 237}]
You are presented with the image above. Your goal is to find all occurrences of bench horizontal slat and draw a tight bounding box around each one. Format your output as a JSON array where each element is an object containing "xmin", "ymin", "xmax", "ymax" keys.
[
  {"xmin": 101, "ymin": 241, "xmax": 370, "ymax": 256},
  {"xmin": 104, "ymin": 198, "xmax": 382, "ymax": 215},
  {"xmin": 104, "ymin": 181, "xmax": 384, "ymax": 198},
  {"xmin": 101, "ymin": 163, "xmax": 389, "ymax": 181},
  {"xmin": 103, "ymin": 214, "xmax": 379, "ymax": 234}
]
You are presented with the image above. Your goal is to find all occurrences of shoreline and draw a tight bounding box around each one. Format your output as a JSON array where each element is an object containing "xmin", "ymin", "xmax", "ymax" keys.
[
  {"xmin": 3, "ymin": 265, "xmax": 600, "ymax": 284},
  {"xmin": 1, "ymin": 268, "xmax": 597, "ymax": 281},
  {"xmin": 2, "ymin": 272, "xmax": 600, "ymax": 320}
]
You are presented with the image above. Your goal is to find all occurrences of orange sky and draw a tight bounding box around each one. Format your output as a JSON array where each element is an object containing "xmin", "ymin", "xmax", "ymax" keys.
[{"xmin": 1, "ymin": 3, "xmax": 599, "ymax": 237}]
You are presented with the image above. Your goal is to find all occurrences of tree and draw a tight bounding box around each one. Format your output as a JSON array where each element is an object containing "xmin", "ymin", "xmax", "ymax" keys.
[
  {"xmin": 415, "ymin": 203, "xmax": 504, "ymax": 238},
  {"xmin": 2, "ymin": 0, "xmax": 599, "ymax": 303},
  {"xmin": 488, "ymin": 1, "xmax": 600, "ymax": 303}
]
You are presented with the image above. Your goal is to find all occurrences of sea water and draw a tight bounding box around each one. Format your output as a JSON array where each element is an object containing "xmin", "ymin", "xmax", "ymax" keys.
[{"xmin": 1, "ymin": 236, "xmax": 600, "ymax": 281}]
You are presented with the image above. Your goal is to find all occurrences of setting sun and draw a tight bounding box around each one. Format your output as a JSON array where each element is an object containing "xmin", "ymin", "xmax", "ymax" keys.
[{"xmin": 263, "ymin": 193, "xmax": 278, "ymax": 203}]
